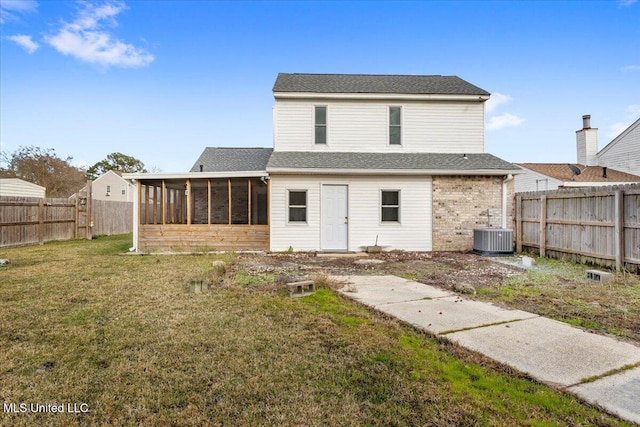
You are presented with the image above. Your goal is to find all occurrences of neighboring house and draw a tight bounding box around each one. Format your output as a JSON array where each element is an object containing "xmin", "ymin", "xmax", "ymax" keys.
[
  {"xmin": 0, "ymin": 178, "xmax": 46, "ymax": 198},
  {"xmin": 125, "ymin": 73, "xmax": 522, "ymax": 253},
  {"xmin": 597, "ymin": 117, "xmax": 640, "ymax": 176},
  {"xmin": 515, "ymin": 163, "xmax": 640, "ymax": 192},
  {"xmin": 515, "ymin": 115, "xmax": 640, "ymax": 193},
  {"xmin": 76, "ymin": 170, "xmax": 135, "ymax": 202}
]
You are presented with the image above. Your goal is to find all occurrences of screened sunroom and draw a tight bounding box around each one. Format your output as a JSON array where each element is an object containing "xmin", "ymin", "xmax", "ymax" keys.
[{"xmin": 124, "ymin": 172, "xmax": 269, "ymax": 252}]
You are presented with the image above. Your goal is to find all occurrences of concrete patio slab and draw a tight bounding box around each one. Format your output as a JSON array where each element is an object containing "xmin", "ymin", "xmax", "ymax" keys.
[
  {"xmin": 446, "ymin": 316, "xmax": 640, "ymax": 387},
  {"xmin": 569, "ymin": 366, "xmax": 640, "ymax": 424},
  {"xmin": 378, "ymin": 297, "xmax": 538, "ymax": 334},
  {"xmin": 333, "ymin": 275, "xmax": 451, "ymax": 305}
]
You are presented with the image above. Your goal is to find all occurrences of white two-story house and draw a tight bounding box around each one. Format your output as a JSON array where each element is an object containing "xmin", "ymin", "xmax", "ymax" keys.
[{"xmin": 125, "ymin": 73, "xmax": 521, "ymax": 253}]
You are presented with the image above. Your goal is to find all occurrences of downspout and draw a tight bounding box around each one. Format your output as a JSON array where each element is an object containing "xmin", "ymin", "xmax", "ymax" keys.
[
  {"xmin": 130, "ymin": 179, "xmax": 138, "ymax": 252},
  {"xmin": 502, "ymin": 174, "xmax": 514, "ymax": 229}
]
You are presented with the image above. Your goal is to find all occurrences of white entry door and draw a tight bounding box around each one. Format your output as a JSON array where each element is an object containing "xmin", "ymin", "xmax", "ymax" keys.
[{"xmin": 321, "ymin": 184, "xmax": 348, "ymax": 251}]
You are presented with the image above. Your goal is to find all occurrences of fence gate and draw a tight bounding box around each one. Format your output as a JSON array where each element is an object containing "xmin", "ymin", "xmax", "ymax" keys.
[{"xmin": 75, "ymin": 181, "xmax": 92, "ymax": 240}]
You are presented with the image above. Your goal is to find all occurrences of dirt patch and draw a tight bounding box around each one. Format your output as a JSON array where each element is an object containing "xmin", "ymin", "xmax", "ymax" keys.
[
  {"xmin": 231, "ymin": 251, "xmax": 640, "ymax": 344},
  {"xmin": 232, "ymin": 251, "xmax": 519, "ymax": 286}
]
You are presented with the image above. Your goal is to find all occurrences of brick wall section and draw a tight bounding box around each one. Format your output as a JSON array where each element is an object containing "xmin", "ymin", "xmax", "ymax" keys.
[{"xmin": 432, "ymin": 176, "xmax": 514, "ymax": 251}]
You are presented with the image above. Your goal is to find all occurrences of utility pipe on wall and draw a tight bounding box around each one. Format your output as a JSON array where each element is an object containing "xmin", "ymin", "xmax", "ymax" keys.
[{"xmin": 502, "ymin": 174, "xmax": 514, "ymax": 229}]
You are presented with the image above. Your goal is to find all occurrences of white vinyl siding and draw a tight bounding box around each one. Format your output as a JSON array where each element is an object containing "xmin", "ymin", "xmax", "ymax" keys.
[
  {"xmin": 270, "ymin": 175, "xmax": 432, "ymax": 251},
  {"xmin": 597, "ymin": 119, "xmax": 640, "ymax": 176},
  {"xmin": 514, "ymin": 168, "xmax": 563, "ymax": 193},
  {"xmin": 88, "ymin": 171, "xmax": 135, "ymax": 202},
  {"xmin": 273, "ymin": 99, "xmax": 484, "ymax": 153},
  {"xmin": 0, "ymin": 178, "xmax": 46, "ymax": 198}
]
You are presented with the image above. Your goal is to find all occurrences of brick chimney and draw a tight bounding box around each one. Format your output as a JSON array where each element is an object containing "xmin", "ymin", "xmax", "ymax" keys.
[{"xmin": 576, "ymin": 114, "xmax": 598, "ymax": 166}]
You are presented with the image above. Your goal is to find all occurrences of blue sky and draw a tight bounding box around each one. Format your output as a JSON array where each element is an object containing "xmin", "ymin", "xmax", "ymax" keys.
[{"xmin": 1, "ymin": 0, "xmax": 639, "ymax": 173}]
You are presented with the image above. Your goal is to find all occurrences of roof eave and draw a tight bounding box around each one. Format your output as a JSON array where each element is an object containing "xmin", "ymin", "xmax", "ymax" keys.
[
  {"xmin": 273, "ymin": 92, "xmax": 489, "ymax": 102},
  {"xmin": 266, "ymin": 167, "xmax": 522, "ymax": 176},
  {"xmin": 123, "ymin": 171, "xmax": 269, "ymax": 181},
  {"xmin": 561, "ymin": 181, "xmax": 640, "ymax": 187}
]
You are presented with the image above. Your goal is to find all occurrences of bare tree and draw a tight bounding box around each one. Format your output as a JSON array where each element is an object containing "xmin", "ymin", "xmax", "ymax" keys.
[{"xmin": 1, "ymin": 146, "xmax": 87, "ymax": 197}]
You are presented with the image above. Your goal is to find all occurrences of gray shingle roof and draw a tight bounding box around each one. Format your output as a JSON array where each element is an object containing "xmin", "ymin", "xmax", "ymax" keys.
[
  {"xmin": 273, "ymin": 73, "xmax": 490, "ymax": 96},
  {"xmin": 190, "ymin": 148, "xmax": 273, "ymax": 172},
  {"xmin": 266, "ymin": 152, "xmax": 520, "ymax": 172}
]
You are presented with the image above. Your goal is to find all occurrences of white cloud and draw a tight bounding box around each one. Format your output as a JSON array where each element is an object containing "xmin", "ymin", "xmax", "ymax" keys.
[
  {"xmin": 0, "ymin": 0, "xmax": 38, "ymax": 23},
  {"xmin": 484, "ymin": 92, "xmax": 525, "ymax": 130},
  {"xmin": 7, "ymin": 34, "xmax": 38, "ymax": 53},
  {"xmin": 485, "ymin": 92, "xmax": 511, "ymax": 114},
  {"xmin": 44, "ymin": 1, "xmax": 154, "ymax": 68},
  {"xmin": 486, "ymin": 113, "xmax": 525, "ymax": 131},
  {"xmin": 607, "ymin": 104, "xmax": 640, "ymax": 138},
  {"xmin": 621, "ymin": 65, "xmax": 640, "ymax": 72},
  {"xmin": 618, "ymin": 0, "xmax": 637, "ymax": 6}
]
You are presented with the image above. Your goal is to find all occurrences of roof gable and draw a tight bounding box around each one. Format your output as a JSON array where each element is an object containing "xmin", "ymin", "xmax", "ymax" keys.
[
  {"xmin": 93, "ymin": 170, "xmax": 128, "ymax": 184},
  {"xmin": 597, "ymin": 116, "xmax": 640, "ymax": 157},
  {"xmin": 273, "ymin": 73, "xmax": 490, "ymax": 96}
]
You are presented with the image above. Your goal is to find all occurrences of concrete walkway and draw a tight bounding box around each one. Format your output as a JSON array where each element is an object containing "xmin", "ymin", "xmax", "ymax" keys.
[{"xmin": 334, "ymin": 275, "xmax": 640, "ymax": 425}]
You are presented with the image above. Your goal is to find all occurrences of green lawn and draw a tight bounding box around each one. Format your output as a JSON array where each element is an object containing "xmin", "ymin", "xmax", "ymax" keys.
[{"xmin": 0, "ymin": 235, "xmax": 631, "ymax": 426}]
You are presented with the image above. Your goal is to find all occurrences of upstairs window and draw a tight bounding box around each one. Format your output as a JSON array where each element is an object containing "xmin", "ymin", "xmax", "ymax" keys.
[
  {"xmin": 315, "ymin": 106, "xmax": 327, "ymax": 144},
  {"xmin": 389, "ymin": 106, "xmax": 402, "ymax": 145},
  {"xmin": 288, "ymin": 190, "xmax": 307, "ymax": 222},
  {"xmin": 381, "ymin": 190, "xmax": 400, "ymax": 222}
]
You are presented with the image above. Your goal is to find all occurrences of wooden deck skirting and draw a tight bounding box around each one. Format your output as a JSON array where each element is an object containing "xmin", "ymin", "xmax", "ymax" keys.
[{"xmin": 139, "ymin": 224, "xmax": 270, "ymax": 252}]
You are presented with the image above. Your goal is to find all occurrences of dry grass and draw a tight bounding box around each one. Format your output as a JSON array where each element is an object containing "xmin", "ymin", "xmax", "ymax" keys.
[
  {"xmin": 0, "ymin": 236, "xmax": 633, "ymax": 426},
  {"xmin": 471, "ymin": 256, "xmax": 640, "ymax": 343}
]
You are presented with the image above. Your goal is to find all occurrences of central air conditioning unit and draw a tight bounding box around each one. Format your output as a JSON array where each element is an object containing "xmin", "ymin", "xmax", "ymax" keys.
[{"xmin": 473, "ymin": 228, "xmax": 514, "ymax": 256}]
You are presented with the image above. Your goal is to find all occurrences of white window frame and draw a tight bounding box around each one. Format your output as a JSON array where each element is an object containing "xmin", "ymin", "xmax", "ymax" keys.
[
  {"xmin": 314, "ymin": 105, "xmax": 328, "ymax": 145},
  {"xmin": 380, "ymin": 189, "xmax": 400, "ymax": 223},
  {"xmin": 388, "ymin": 105, "xmax": 402, "ymax": 146},
  {"xmin": 287, "ymin": 189, "xmax": 308, "ymax": 224}
]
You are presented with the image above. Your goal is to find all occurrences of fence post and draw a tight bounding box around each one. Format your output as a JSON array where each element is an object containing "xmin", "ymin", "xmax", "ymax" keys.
[
  {"xmin": 86, "ymin": 180, "xmax": 92, "ymax": 240},
  {"xmin": 74, "ymin": 196, "xmax": 79, "ymax": 238},
  {"xmin": 516, "ymin": 194, "xmax": 522, "ymax": 253},
  {"xmin": 539, "ymin": 195, "xmax": 547, "ymax": 257},
  {"xmin": 38, "ymin": 198, "xmax": 44, "ymax": 245},
  {"xmin": 615, "ymin": 190, "xmax": 624, "ymax": 271}
]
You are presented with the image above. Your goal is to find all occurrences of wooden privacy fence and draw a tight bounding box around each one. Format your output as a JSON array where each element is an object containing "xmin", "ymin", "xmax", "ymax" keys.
[
  {"xmin": 92, "ymin": 199, "xmax": 133, "ymax": 236},
  {"xmin": 0, "ymin": 195, "xmax": 133, "ymax": 248},
  {"xmin": 516, "ymin": 184, "xmax": 640, "ymax": 272}
]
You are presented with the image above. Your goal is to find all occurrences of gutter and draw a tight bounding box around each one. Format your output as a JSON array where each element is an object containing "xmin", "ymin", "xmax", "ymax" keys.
[
  {"xmin": 273, "ymin": 92, "xmax": 490, "ymax": 102},
  {"xmin": 122, "ymin": 171, "xmax": 269, "ymax": 180},
  {"xmin": 128, "ymin": 179, "xmax": 139, "ymax": 253},
  {"xmin": 266, "ymin": 167, "xmax": 524, "ymax": 176},
  {"xmin": 560, "ymin": 181, "xmax": 640, "ymax": 187}
]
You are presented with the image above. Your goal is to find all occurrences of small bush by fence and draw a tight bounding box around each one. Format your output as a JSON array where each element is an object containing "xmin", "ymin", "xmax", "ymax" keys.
[
  {"xmin": 516, "ymin": 183, "xmax": 640, "ymax": 272},
  {"xmin": 0, "ymin": 195, "xmax": 132, "ymax": 248}
]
